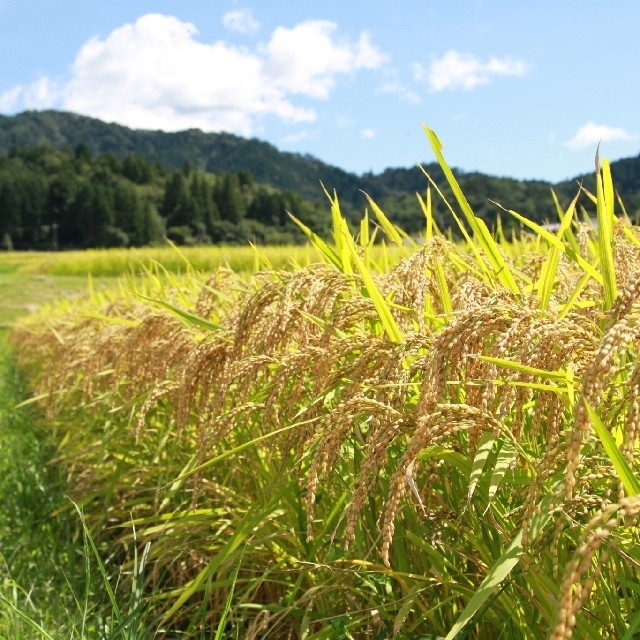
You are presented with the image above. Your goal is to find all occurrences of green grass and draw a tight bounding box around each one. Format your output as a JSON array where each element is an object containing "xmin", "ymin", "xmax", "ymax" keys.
[
  {"xmin": 0, "ymin": 270, "xmax": 118, "ymax": 330},
  {"xmin": 0, "ymin": 340, "xmax": 88, "ymax": 637}
]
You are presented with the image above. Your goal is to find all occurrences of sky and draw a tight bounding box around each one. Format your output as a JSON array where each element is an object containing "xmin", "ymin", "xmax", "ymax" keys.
[{"xmin": 0, "ymin": 1, "xmax": 639, "ymax": 183}]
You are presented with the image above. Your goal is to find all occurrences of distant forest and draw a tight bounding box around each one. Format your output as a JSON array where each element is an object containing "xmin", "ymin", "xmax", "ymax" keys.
[
  {"xmin": 0, "ymin": 143, "xmax": 330, "ymax": 250},
  {"xmin": 1, "ymin": 110, "xmax": 640, "ymax": 250}
]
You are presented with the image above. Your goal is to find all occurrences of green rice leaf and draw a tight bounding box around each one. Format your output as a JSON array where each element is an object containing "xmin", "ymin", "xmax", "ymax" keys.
[
  {"xmin": 434, "ymin": 257, "xmax": 454, "ymax": 316},
  {"xmin": 416, "ymin": 186, "xmax": 436, "ymax": 240},
  {"xmin": 559, "ymin": 271, "xmax": 592, "ymax": 319},
  {"xmin": 467, "ymin": 431, "xmax": 495, "ymax": 505},
  {"xmin": 552, "ymin": 188, "xmax": 581, "ymax": 255},
  {"xmin": 360, "ymin": 207, "xmax": 370, "ymax": 248},
  {"xmin": 595, "ymin": 153, "xmax": 618, "ymax": 310},
  {"xmin": 167, "ymin": 420, "xmax": 305, "ymax": 484},
  {"xmin": 161, "ymin": 487, "xmax": 287, "ymax": 623},
  {"xmin": 423, "ymin": 125, "xmax": 520, "ymax": 295},
  {"xmin": 420, "ymin": 165, "xmax": 494, "ymax": 284},
  {"xmin": 135, "ymin": 292, "xmax": 225, "ymax": 333},
  {"xmin": 475, "ymin": 356, "xmax": 570, "ymax": 382},
  {"xmin": 288, "ymin": 212, "xmax": 341, "ymax": 269},
  {"xmin": 444, "ymin": 530, "xmax": 524, "ymax": 640},
  {"xmin": 346, "ymin": 234, "xmax": 403, "ymax": 343},
  {"xmin": 537, "ymin": 194, "xmax": 578, "ymax": 309},
  {"xmin": 487, "ymin": 439, "xmax": 517, "ymax": 504},
  {"xmin": 81, "ymin": 312, "xmax": 140, "ymax": 327},
  {"xmin": 362, "ymin": 192, "xmax": 404, "ymax": 246},
  {"xmin": 416, "ymin": 446, "xmax": 472, "ymax": 476},
  {"xmin": 214, "ymin": 545, "xmax": 246, "ymax": 640},
  {"xmin": 501, "ymin": 206, "xmax": 603, "ymax": 285},
  {"xmin": 585, "ymin": 401, "xmax": 640, "ymax": 496},
  {"xmin": 393, "ymin": 583, "xmax": 426, "ymax": 637},
  {"xmin": 322, "ymin": 183, "xmax": 353, "ymax": 274}
]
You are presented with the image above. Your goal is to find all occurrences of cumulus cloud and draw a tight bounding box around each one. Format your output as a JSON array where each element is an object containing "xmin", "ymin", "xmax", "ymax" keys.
[
  {"xmin": 361, "ymin": 128, "xmax": 376, "ymax": 138},
  {"xmin": 0, "ymin": 77, "xmax": 60, "ymax": 111},
  {"xmin": 565, "ymin": 122, "xmax": 632, "ymax": 150},
  {"xmin": 263, "ymin": 21, "xmax": 387, "ymax": 99},
  {"xmin": 222, "ymin": 8, "xmax": 260, "ymax": 35},
  {"xmin": 2, "ymin": 13, "xmax": 387, "ymax": 136},
  {"xmin": 0, "ymin": 85, "xmax": 23, "ymax": 111},
  {"xmin": 415, "ymin": 50, "xmax": 527, "ymax": 92},
  {"xmin": 379, "ymin": 80, "xmax": 421, "ymax": 104}
]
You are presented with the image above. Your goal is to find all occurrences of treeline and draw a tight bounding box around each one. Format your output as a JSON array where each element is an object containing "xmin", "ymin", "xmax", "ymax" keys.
[
  {"xmin": 6, "ymin": 110, "xmax": 631, "ymax": 240},
  {"xmin": 0, "ymin": 143, "xmax": 330, "ymax": 250}
]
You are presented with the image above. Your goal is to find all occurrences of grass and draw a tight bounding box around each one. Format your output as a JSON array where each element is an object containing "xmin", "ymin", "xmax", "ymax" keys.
[
  {"xmin": 0, "ymin": 244, "xmax": 323, "ymax": 278},
  {"xmin": 5, "ymin": 126, "xmax": 640, "ymax": 638},
  {"xmin": 0, "ymin": 339, "xmax": 89, "ymax": 637}
]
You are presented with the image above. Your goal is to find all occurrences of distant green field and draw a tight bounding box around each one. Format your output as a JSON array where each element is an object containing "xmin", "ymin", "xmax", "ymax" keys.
[
  {"xmin": 0, "ymin": 245, "xmax": 308, "ymax": 328},
  {"xmin": 0, "ymin": 242, "xmax": 412, "ymax": 330}
]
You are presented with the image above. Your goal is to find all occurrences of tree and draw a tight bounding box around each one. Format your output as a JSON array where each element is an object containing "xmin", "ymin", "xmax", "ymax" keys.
[
  {"xmin": 123, "ymin": 153, "xmax": 152, "ymax": 184},
  {"xmin": 213, "ymin": 173, "xmax": 245, "ymax": 223},
  {"xmin": 162, "ymin": 171, "xmax": 194, "ymax": 228}
]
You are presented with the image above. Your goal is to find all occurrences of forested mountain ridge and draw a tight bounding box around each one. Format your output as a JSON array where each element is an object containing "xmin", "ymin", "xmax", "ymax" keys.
[
  {"xmin": 1, "ymin": 109, "xmax": 639, "ymax": 250},
  {"xmin": 0, "ymin": 110, "xmax": 361, "ymax": 207},
  {"xmin": 0, "ymin": 141, "xmax": 329, "ymax": 249}
]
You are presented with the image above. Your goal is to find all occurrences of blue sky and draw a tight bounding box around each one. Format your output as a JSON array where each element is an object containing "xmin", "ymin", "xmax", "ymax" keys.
[{"xmin": 1, "ymin": 0, "xmax": 639, "ymax": 183}]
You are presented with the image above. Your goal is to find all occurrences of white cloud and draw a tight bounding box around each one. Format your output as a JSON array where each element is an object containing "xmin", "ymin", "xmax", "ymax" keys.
[
  {"xmin": 0, "ymin": 77, "xmax": 59, "ymax": 111},
  {"xmin": 361, "ymin": 128, "xmax": 376, "ymax": 139},
  {"xmin": 565, "ymin": 122, "xmax": 632, "ymax": 150},
  {"xmin": 1, "ymin": 13, "xmax": 387, "ymax": 136},
  {"xmin": 0, "ymin": 85, "xmax": 23, "ymax": 111},
  {"xmin": 416, "ymin": 50, "xmax": 527, "ymax": 92},
  {"xmin": 263, "ymin": 21, "xmax": 387, "ymax": 99},
  {"xmin": 379, "ymin": 81, "xmax": 421, "ymax": 104},
  {"xmin": 222, "ymin": 8, "xmax": 260, "ymax": 35}
]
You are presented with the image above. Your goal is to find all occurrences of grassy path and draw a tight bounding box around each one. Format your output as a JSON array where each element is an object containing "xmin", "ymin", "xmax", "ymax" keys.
[
  {"xmin": 0, "ymin": 339, "xmax": 88, "ymax": 637},
  {"xmin": 0, "ymin": 265, "xmax": 120, "ymax": 638}
]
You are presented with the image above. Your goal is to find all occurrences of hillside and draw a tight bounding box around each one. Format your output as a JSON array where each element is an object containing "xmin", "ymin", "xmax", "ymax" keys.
[
  {"xmin": 0, "ymin": 110, "xmax": 365, "ymax": 208},
  {"xmin": 1, "ymin": 110, "xmax": 640, "ymax": 239}
]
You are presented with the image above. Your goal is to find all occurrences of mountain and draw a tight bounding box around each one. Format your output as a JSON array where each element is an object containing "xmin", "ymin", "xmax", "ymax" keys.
[
  {"xmin": 1, "ymin": 110, "xmax": 639, "ymax": 231},
  {"xmin": 0, "ymin": 110, "xmax": 367, "ymax": 209}
]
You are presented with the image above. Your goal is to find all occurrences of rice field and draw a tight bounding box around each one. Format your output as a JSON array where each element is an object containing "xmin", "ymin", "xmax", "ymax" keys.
[{"xmin": 4, "ymin": 127, "xmax": 640, "ymax": 638}]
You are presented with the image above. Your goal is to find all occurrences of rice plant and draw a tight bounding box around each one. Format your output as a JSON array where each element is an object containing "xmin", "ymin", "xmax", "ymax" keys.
[{"xmin": 8, "ymin": 127, "xmax": 640, "ymax": 638}]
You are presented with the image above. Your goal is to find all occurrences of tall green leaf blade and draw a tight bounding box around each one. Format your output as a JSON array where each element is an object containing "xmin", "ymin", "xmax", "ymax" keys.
[
  {"xmin": 595, "ymin": 154, "xmax": 618, "ymax": 310},
  {"xmin": 135, "ymin": 293, "xmax": 225, "ymax": 333},
  {"xmin": 586, "ymin": 401, "xmax": 640, "ymax": 496},
  {"xmin": 345, "ymin": 233, "xmax": 403, "ymax": 343},
  {"xmin": 416, "ymin": 186, "xmax": 436, "ymax": 240},
  {"xmin": 475, "ymin": 356, "xmax": 569, "ymax": 382},
  {"xmin": 487, "ymin": 439, "xmax": 517, "ymax": 504},
  {"xmin": 559, "ymin": 271, "xmax": 592, "ymax": 319},
  {"xmin": 393, "ymin": 583, "xmax": 426, "ymax": 637},
  {"xmin": 423, "ymin": 125, "xmax": 520, "ymax": 295},
  {"xmin": 321, "ymin": 184, "xmax": 353, "ymax": 275},
  {"xmin": 537, "ymin": 194, "xmax": 578, "ymax": 309},
  {"xmin": 288, "ymin": 212, "xmax": 342, "ymax": 269},
  {"xmin": 467, "ymin": 431, "xmax": 495, "ymax": 505},
  {"xmin": 444, "ymin": 531, "xmax": 524, "ymax": 640},
  {"xmin": 420, "ymin": 164, "xmax": 494, "ymax": 285},
  {"xmin": 161, "ymin": 485, "xmax": 287, "ymax": 623},
  {"xmin": 362, "ymin": 192, "xmax": 404, "ymax": 246},
  {"xmin": 434, "ymin": 258, "xmax": 454, "ymax": 316},
  {"xmin": 504, "ymin": 207, "xmax": 603, "ymax": 284}
]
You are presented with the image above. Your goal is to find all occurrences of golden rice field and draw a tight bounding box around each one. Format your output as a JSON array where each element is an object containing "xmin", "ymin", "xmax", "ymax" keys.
[{"xmin": 5, "ymin": 127, "xmax": 640, "ymax": 638}]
